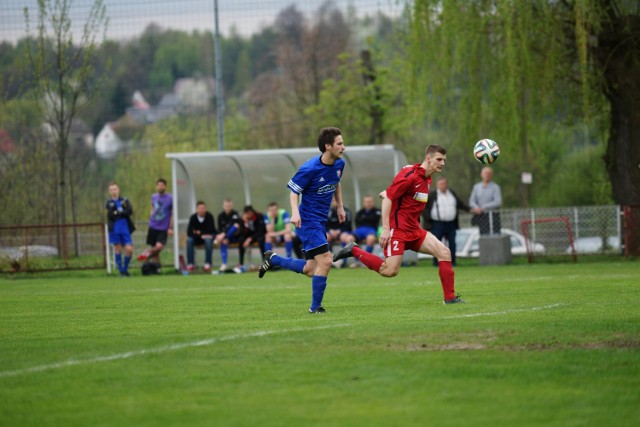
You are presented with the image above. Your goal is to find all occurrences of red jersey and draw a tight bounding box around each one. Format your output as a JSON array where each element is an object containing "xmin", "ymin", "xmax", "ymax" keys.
[{"xmin": 385, "ymin": 164, "xmax": 432, "ymax": 232}]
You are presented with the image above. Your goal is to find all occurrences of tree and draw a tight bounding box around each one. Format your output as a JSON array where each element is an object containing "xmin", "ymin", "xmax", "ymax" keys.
[
  {"xmin": 409, "ymin": 1, "xmax": 638, "ymax": 198},
  {"xmin": 22, "ymin": 0, "xmax": 107, "ymax": 235},
  {"xmin": 410, "ymin": 0, "xmax": 639, "ymax": 251}
]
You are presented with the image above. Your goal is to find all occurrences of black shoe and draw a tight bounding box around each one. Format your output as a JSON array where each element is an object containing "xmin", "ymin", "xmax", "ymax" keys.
[
  {"xmin": 309, "ymin": 306, "xmax": 326, "ymax": 314},
  {"xmin": 119, "ymin": 271, "xmax": 130, "ymax": 277},
  {"xmin": 444, "ymin": 294, "xmax": 466, "ymax": 304},
  {"xmin": 258, "ymin": 250, "xmax": 275, "ymax": 278},
  {"xmin": 332, "ymin": 242, "xmax": 357, "ymax": 263}
]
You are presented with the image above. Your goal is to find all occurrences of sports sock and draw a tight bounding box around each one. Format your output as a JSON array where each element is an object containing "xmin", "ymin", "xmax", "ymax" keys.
[
  {"xmin": 285, "ymin": 241, "xmax": 293, "ymax": 258},
  {"xmin": 225, "ymin": 225, "xmax": 238, "ymax": 239},
  {"xmin": 115, "ymin": 253, "xmax": 123, "ymax": 272},
  {"xmin": 265, "ymin": 242, "xmax": 273, "ymax": 251},
  {"xmin": 352, "ymin": 246, "xmax": 383, "ymax": 272},
  {"xmin": 270, "ymin": 254, "xmax": 305, "ymax": 273},
  {"xmin": 365, "ymin": 244, "xmax": 373, "ymax": 253},
  {"xmin": 438, "ymin": 260, "xmax": 456, "ymax": 300},
  {"xmin": 310, "ymin": 275, "xmax": 327, "ymax": 310},
  {"xmin": 221, "ymin": 243, "xmax": 228, "ymax": 264},
  {"xmin": 124, "ymin": 255, "xmax": 131, "ymax": 271}
]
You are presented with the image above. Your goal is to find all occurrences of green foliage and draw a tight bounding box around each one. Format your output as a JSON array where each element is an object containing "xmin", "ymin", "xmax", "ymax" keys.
[{"xmin": 409, "ymin": 0, "xmax": 611, "ymax": 207}]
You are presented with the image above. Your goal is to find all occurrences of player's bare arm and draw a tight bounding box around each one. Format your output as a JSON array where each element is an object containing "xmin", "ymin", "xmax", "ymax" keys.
[
  {"xmin": 379, "ymin": 194, "xmax": 392, "ymax": 249},
  {"xmin": 333, "ymin": 183, "xmax": 346, "ymax": 223},
  {"xmin": 289, "ymin": 191, "xmax": 301, "ymax": 228}
]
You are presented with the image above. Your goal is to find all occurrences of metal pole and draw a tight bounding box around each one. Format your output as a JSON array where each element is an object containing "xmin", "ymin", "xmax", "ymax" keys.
[{"xmin": 214, "ymin": 0, "xmax": 224, "ymax": 151}]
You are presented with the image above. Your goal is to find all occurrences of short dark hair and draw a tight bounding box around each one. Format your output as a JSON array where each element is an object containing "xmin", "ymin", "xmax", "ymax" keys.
[
  {"xmin": 156, "ymin": 178, "xmax": 167, "ymax": 185},
  {"xmin": 196, "ymin": 201, "xmax": 206, "ymax": 207},
  {"xmin": 267, "ymin": 202, "xmax": 278, "ymax": 208},
  {"xmin": 243, "ymin": 205, "xmax": 256, "ymax": 214},
  {"xmin": 317, "ymin": 127, "xmax": 342, "ymax": 153},
  {"xmin": 425, "ymin": 145, "xmax": 446, "ymax": 157}
]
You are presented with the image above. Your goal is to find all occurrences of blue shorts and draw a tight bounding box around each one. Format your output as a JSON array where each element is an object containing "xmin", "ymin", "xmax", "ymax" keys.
[
  {"xmin": 109, "ymin": 231, "xmax": 132, "ymax": 246},
  {"xmin": 297, "ymin": 222, "xmax": 329, "ymax": 259},
  {"xmin": 353, "ymin": 226, "xmax": 377, "ymax": 241}
]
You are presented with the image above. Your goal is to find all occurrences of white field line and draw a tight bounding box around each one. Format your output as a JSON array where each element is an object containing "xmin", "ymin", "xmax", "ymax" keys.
[
  {"xmin": 442, "ymin": 303, "xmax": 567, "ymax": 319},
  {"xmin": 0, "ymin": 323, "xmax": 350, "ymax": 379}
]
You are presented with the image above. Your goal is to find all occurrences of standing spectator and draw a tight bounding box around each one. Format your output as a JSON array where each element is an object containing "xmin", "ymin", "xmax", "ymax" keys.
[
  {"xmin": 138, "ymin": 178, "xmax": 173, "ymax": 269},
  {"xmin": 186, "ymin": 201, "xmax": 216, "ymax": 272},
  {"xmin": 469, "ymin": 167, "xmax": 502, "ymax": 235},
  {"xmin": 422, "ymin": 178, "xmax": 470, "ymax": 266},
  {"xmin": 237, "ymin": 205, "xmax": 267, "ymax": 272},
  {"xmin": 258, "ymin": 127, "xmax": 346, "ymax": 314},
  {"xmin": 105, "ymin": 182, "xmax": 135, "ymax": 276},
  {"xmin": 264, "ymin": 202, "xmax": 294, "ymax": 258},
  {"xmin": 214, "ymin": 198, "xmax": 242, "ymax": 272},
  {"xmin": 353, "ymin": 195, "xmax": 381, "ymax": 254}
]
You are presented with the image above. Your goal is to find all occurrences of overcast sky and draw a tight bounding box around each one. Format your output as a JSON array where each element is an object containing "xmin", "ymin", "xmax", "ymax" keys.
[{"xmin": 0, "ymin": 0, "xmax": 405, "ymax": 43}]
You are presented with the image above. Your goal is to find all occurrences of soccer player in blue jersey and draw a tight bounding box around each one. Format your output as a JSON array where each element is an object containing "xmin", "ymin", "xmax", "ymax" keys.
[
  {"xmin": 105, "ymin": 182, "xmax": 135, "ymax": 276},
  {"xmin": 258, "ymin": 127, "xmax": 346, "ymax": 314}
]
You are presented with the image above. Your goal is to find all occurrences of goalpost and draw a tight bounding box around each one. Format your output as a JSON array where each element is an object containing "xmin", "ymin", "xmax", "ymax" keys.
[{"xmin": 520, "ymin": 216, "xmax": 577, "ymax": 263}]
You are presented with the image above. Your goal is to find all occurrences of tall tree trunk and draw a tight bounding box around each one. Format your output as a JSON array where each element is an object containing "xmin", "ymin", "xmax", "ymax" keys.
[{"xmin": 595, "ymin": 12, "xmax": 640, "ymax": 254}]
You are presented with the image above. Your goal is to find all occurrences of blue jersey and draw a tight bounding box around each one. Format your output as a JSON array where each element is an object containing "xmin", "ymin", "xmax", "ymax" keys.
[{"xmin": 288, "ymin": 155, "xmax": 345, "ymax": 224}]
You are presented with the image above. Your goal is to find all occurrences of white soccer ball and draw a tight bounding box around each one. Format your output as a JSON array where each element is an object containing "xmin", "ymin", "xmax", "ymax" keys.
[{"xmin": 474, "ymin": 139, "xmax": 500, "ymax": 164}]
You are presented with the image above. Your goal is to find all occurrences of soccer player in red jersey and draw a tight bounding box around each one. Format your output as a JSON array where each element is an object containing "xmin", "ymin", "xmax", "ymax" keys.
[{"xmin": 333, "ymin": 144, "xmax": 464, "ymax": 304}]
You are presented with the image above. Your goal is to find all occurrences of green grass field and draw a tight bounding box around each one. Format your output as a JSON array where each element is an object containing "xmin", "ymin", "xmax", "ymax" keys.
[{"xmin": 1, "ymin": 260, "xmax": 639, "ymax": 426}]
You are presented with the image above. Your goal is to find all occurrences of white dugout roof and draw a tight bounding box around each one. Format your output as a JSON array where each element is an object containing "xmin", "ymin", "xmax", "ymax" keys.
[{"xmin": 166, "ymin": 145, "xmax": 407, "ymax": 268}]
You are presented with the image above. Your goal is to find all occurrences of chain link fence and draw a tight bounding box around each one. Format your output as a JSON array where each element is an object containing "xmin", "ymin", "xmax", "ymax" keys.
[{"xmin": 1, "ymin": 205, "xmax": 631, "ymax": 273}]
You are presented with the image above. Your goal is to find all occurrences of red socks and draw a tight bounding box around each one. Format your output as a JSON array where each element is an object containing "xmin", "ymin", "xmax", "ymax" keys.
[
  {"xmin": 438, "ymin": 261, "xmax": 456, "ymax": 300},
  {"xmin": 352, "ymin": 246, "xmax": 383, "ymax": 272}
]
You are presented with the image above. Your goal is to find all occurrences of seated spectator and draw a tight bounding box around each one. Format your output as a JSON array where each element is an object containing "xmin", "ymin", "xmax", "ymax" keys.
[
  {"xmin": 327, "ymin": 199, "xmax": 354, "ymax": 267},
  {"xmin": 237, "ymin": 205, "xmax": 267, "ymax": 272},
  {"xmin": 186, "ymin": 201, "xmax": 217, "ymax": 272},
  {"xmin": 264, "ymin": 202, "xmax": 294, "ymax": 258},
  {"xmin": 353, "ymin": 195, "xmax": 381, "ymax": 254},
  {"xmin": 214, "ymin": 198, "xmax": 243, "ymax": 272}
]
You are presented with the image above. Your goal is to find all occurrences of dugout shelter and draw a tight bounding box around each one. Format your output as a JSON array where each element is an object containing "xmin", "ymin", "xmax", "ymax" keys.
[{"xmin": 166, "ymin": 145, "xmax": 408, "ymax": 270}]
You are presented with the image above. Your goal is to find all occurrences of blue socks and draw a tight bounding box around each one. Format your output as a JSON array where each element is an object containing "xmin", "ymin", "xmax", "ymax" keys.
[
  {"xmin": 265, "ymin": 242, "xmax": 273, "ymax": 251},
  {"xmin": 221, "ymin": 243, "xmax": 228, "ymax": 264},
  {"xmin": 271, "ymin": 254, "xmax": 305, "ymax": 274},
  {"xmin": 366, "ymin": 245, "xmax": 373, "ymax": 253},
  {"xmin": 285, "ymin": 241, "xmax": 293, "ymax": 258},
  {"xmin": 115, "ymin": 253, "xmax": 123, "ymax": 272},
  {"xmin": 310, "ymin": 275, "xmax": 327, "ymax": 310},
  {"xmin": 124, "ymin": 255, "xmax": 131, "ymax": 271}
]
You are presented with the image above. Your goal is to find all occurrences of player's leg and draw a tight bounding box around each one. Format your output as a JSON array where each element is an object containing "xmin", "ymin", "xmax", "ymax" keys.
[
  {"xmin": 259, "ymin": 232, "xmax": 308, "ymax": 278},
  {"xmin": 137, "ymin": 229, "xmax": 154, "ymax": 261},
  {"xmin": 430, "ymin": 221, "xmax": 445, "ymax": 266},
  {"xmin": 309, "ymin": 250, "xmax": 332, "ymax": 313},
  {"xmin": 418, "ymin": 232, "xmax": 463, "ymax": 303},
  {"xmin": 219, "ymin": 237, "xmax": 229, "ymax": 270},
  {"xmin": 186, "ymin": 236, "xmax": 196, "ymax": 268},
  {"xmin": 283, "ymin": 231, "xmax": 293, "ymax": 258},
  {"xmin": 203, "ymin": 237, "xmax": 213, "ymax": 271},
  {"xmin": 113, "ymin": 242, "xmax": 123, "ymax": 274},
  {"xmin": 122, "ymin": 231, "xmax": 133, "ymax": 276}
]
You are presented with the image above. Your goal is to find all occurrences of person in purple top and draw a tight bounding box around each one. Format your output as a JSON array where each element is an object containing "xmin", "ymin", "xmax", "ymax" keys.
[{"xmin": 138, "ymin": 178, "xmax": 173, "ymax": 267}]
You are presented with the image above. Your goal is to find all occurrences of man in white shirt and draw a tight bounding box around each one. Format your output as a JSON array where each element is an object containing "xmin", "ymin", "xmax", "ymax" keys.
[{"xmin": 422, "ymin": 178, "xmax": 470, "ymax": 266}]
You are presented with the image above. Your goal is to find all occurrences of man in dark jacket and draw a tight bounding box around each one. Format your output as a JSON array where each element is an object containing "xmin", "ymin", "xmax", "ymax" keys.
[
  {"xmin": 105, "ymin": 182, "xmax": 135, "ymax": 276},
  {"xmin": 186, "ymin": 201, "xmax": 217, "ymax": 272},
  {"xmin": 422, "ymin": 178, "xmax": 470, "ymax": 266}
]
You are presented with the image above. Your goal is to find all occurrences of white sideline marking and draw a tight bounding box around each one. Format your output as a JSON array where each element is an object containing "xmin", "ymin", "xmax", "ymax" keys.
[
  {"xmin": 442, "ymin": 303, "xmax": 567, "ymax": 319},
  {"xmin": 0, "ymin": 323, "xmax": 349, "ymax": 378}
]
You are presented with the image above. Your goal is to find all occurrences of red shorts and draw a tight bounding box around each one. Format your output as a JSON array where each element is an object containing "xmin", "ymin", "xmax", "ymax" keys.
[{"xmin": 384, "ymin": 228, "xmax": 427, "ymax": 257}]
